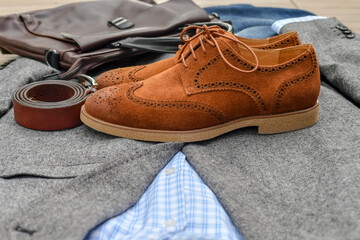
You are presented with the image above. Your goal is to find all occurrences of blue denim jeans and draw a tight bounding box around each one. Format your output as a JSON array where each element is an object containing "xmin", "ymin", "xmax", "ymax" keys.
[{"xmin": 205, "ymin": 4, "xmax": 314, "ymax": 38}]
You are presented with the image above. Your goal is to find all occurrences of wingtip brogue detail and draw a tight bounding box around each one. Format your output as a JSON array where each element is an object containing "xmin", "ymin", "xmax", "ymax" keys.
[
  {"xmin": 96, "ymin": 68, "xmax": 126, "ymax": 89},
  {"xmin": 82, "ymin": 26, "xmax": 320, "ymax": 142},
  {"xmin": 95, "ymin": 29, "xmax": 302, "ymax": 89},
  {"xmin": 125, "ymin": 82, "xmax": 227, "ymax": 123},
  {"xmin": 128, "ymin": 65, "xmax": 147, "ymax": 82},
  {"xmin": 273, "ymin": 46, "xmax": 320, "ymax": 113},
  {"xmin": 256, "ymin": 31, "xmax": 301, "ymax": 50}
]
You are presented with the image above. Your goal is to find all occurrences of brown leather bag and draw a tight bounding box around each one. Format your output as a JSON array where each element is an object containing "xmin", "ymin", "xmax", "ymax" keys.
[{"xmin": 0, "ymin": 0, "xmax": 210, "ymax": 79}]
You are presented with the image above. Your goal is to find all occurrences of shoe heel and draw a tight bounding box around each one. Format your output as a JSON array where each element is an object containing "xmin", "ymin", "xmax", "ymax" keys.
[{"xmin": 258, "ymin": 103, "xmax": 319, "ymax": 134}]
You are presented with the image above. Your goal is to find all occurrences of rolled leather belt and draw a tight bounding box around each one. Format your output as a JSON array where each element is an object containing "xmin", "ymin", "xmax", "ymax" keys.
[{"xmin": 13, "ymin": 80, "xmax": 89, "ymax": 130}]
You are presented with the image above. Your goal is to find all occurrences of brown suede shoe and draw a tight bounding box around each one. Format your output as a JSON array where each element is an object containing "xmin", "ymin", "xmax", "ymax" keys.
[
  {"xmin": 96, "ymin": 30, "xmax": 301, "ymax": 89},
  {"xmin": 81, "ymin": 25, "xmax": 320, "ymax": 142}
]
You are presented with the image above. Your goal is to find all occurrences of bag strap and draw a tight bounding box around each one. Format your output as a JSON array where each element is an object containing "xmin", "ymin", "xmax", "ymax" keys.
[{"xmin": 110, "ymin": 22, "xmax": 234, "ymax": 53}]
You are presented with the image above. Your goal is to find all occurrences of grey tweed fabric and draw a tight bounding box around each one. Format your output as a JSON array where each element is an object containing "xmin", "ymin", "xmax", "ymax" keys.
[
  {"xmin": 0, "ymin": 105, "xmax": 183, "ymax": 239},
  {"xmin": 280, "ymin": 17, "xmax": 360, "ymax": 106},
  {"xmin": 0, "ymin": 58, "xmax": 182, "ymax": 239},
  {"xmin": 183, "ymin": 83, "xmax": 360, "ymax": 240},
  {"xmin": 0, "ymin": 58, "xmax": 56, "ymax": 118},
  {"xmin": 1, "ymin": 36, "xmax": 360, "ymax": 240},
  {"xmin": 2, "ymin": 141, "xmax": 182, "ymax": 240}
]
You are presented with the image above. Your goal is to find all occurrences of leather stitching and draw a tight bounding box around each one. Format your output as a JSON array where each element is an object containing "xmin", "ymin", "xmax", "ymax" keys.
[
  {"xmin": 192, "ymin": 50, "xmax": 266, "ymax": 113},
  {"xmin": 290, "ymin": 34, "xmax": 300, "ymax": 46},
  {"xmin": 257, "ymin": 37, "xmax": 293, "ymax": 50},
  {"xmin": 128, "ymin": 66, "xmax": 146, "ymax": 82},
  {"xmin": 101, "ymin": 68, "xmax": 125, "ymax": 86},
  {"xmin": 187, "ymin": 88, "xmax": 261, "ymax": 115},
  {"xmin": 126, "ymin": 83, "xmax": 227, "ymax": 122},
  {"xmin": 273, "ymin": 48, "xmax": 317, "ymax": 111}
]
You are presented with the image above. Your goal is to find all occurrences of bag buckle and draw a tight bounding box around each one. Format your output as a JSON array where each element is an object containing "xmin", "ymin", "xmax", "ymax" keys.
[
  {"xmin": 44, "ymin": 49, "xmax": 60, "ymax": 69},
  {"xmin": 108, "ymin": 17, "xmax": 134, "ymax": 30}
]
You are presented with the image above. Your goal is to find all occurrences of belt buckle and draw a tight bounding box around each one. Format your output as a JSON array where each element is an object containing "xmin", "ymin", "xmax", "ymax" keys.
[
  {"xmin": 77, "ymin": 74, "xmax": 98, "ymax": 87},
  {"xmin": 77, "ymin": 74, "xmax": 98, "ymax": 96}
]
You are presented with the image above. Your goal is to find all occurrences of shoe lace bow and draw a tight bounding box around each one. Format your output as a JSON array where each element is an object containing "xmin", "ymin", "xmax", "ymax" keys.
[{"xmin": 177, "ymin": 25, "xmax": 259, "ymax": 73}]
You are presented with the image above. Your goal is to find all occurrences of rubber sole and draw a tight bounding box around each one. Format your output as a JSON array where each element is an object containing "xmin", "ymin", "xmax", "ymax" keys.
[{"xmin": 80, "ymin": 103, "xmax": 319, "ymax": 142}]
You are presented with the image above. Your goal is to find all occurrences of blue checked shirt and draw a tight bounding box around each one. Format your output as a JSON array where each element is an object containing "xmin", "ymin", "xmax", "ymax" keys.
[{"xmin": 85, "ymin": 152, "xmax": 242, "ymax": 240}]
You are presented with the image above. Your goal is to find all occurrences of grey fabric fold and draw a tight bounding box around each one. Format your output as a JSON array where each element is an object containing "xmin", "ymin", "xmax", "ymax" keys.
[
  {"xmin": 0, "ymin": 108, "xmax": 157, "ymax": 178},
  {"xmin": 0, "ymin": 101, "xmax": 183, "ymax": 239},
  {"xmin": 0, "ymin": 57, "xmax": 182, "ymax": 239},
  {"xmin": 1, "ymin": 47, "xmax": 360, "ymax": 240},
  {"xmin": 183, "ymin": 84, "xmax": 360, "ymax": 240},
  {"xmin": 280, "ymin": 17, "xmax": 360, "ymax": 106},
  {"xmin": 2, "ymin": 142, "xmax": 182, "ymax": 240},
  {"xmin": 0, "ymin": 56, "xmax": 177, "ymax": 179},
  {"xmin": 0, "ymin": 177, "xmax": 74, "ymax": 238},
  {"xmin": 0, "ymin": 58, "xmax": 56, "ymax": 117}
]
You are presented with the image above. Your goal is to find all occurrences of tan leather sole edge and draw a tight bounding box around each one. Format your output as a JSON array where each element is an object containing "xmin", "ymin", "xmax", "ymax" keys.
[{"xmin": 80, "ymin": 103, "xmax": 319, "ymax": 142}]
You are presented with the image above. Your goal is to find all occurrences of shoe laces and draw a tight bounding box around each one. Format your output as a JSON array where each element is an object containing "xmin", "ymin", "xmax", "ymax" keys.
[{"xmin": 177, "ymin": 25, "xmax": 259, "ymax": 73}]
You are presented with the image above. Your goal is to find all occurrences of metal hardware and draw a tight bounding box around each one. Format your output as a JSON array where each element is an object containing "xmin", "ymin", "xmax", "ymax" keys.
[
  {"xmin": 182, "ymin": 22, "xmax": 234, "ymax": 33},
  {"xmin": 209, "ymin": 12, "xmax": 220, "ymax": 20},
  {"xmin": 110, "ymin": 21, "xmax": 234, "ymax": 53},
  {"xmin": 44, "ymin": 49, "xmax": 60, "ymax": 69},
  {"xmin": 108, "ymin": 17, "xmax": 134, "ymax": 30},
  {"xmin": 77, "ymin": 74, "xmax": 98, "ymax": 87}
]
